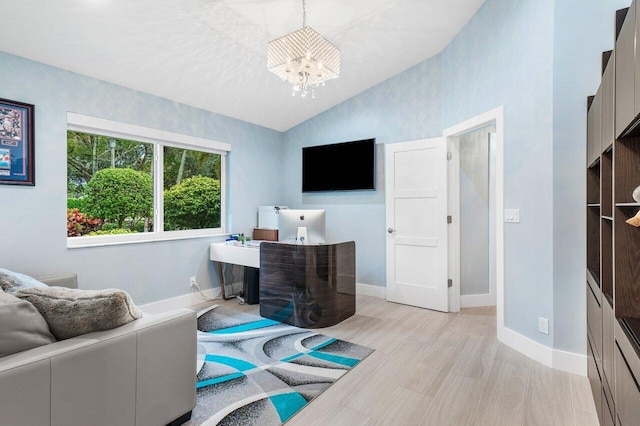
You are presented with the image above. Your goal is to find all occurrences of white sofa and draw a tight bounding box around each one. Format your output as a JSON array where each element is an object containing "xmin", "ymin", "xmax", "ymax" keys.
[{"xmin": 0, "ymin": 274, "xmax": 197, "ymax": 426}]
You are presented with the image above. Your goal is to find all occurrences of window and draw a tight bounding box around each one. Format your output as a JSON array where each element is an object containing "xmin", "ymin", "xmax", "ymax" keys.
[
  {"xmin": 66, "ymin": 113, "xmax": 230, "ymax": 247},
  {"xmin": 163, "ymin": 146, "xmax": 221, "ymax": 231}
]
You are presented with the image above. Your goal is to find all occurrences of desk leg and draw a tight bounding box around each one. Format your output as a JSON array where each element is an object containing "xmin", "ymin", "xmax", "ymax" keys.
[
  {"xmin": 217, "ymin": 261, "xmax": 227, "ymax": 300},
  {"xmin": 217, "ymin": 262, "xmax": 244, "ymax": 301}
]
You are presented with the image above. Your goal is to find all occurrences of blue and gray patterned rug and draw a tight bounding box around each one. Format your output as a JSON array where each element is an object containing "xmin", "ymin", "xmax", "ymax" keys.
[{"xmin": 192, "ymin": 305, "xmax": 373, "ymax": 425}]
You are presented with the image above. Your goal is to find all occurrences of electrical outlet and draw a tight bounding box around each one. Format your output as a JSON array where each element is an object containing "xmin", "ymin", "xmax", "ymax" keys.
[
  {"xmin": 538, "ymin": 317, "xmax": 549, "ymax": 334},
  {"xmin": 505, "ymin": 209, "xmax": 520, "ymax": 223},
  {"xmin": 190, "ymin": 276, "xmax": 197, "ymax": 288}
]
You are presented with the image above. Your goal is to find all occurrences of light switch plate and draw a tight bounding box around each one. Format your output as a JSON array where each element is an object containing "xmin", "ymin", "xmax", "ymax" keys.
[{"xmin": 505, "ymin": 209, "xmax": 520, "ymax": 223}]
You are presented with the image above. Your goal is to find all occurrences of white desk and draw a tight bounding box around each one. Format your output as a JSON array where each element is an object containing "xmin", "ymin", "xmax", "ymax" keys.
[
  {"xmin": 209, "ymin": 242, "xmax": 260, "ymax": 268},
  {"xmin": 210, "ymin": 242, "xmax": 261, "ymax": 300}
]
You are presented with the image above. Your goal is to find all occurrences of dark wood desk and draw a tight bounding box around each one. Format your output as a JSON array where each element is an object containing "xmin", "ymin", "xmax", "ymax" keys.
[{"xmin": 259, "ymin": 241, "xmax": 356, "ymax": 328}]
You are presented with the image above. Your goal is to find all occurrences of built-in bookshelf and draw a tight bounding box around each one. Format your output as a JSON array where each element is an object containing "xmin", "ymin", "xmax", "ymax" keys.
[{"xmin": 586, "ymin": 4, "xmax": 640, "ymax": 425}]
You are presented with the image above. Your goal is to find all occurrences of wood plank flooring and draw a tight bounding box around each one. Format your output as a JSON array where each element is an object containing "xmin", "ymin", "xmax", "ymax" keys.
[{"xmin": 194, "ymin": 295, "xmax": 597, "ymax": 426}]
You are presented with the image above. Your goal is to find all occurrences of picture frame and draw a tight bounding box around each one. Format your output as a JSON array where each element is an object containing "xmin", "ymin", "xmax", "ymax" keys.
[{"xmin": 0, "ymin": 98, "xmax": 35, "ymax": 186}]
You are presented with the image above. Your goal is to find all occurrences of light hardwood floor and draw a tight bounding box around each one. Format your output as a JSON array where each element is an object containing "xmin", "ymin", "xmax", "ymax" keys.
[{"xmin": 197, "ymin": 295, "xmax": 598, "ymax": 426}]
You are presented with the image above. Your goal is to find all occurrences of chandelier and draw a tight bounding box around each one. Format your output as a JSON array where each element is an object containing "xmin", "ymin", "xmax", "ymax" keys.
[{"xmin": 267, "ymin": 0, "xmax": 340, "ymax": 98}]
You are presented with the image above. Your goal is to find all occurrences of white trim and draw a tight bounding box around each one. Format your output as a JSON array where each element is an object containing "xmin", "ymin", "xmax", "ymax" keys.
[
  {"xmin": 499, "ymin": 326, "xmax": 553, "ymax": 367},
  {"xmin": 498, "ymin": 326, "xmax": 586, "ymax": 375},
  {"xmin": 67, "ymin": 229, "xmax": 227, "ymax": 248},
  {"xmin": 140, "ymin": 288, "xmax": 220, "ymax": 314},
  {"xmin": 356, "ymin": 282, "xmax": 386, "ymax": 299},
  {"xmin": 461, "ymin": 293, "xmax": 496, "ymax": 308},
  {"xmin": 155, "ymin": 140, "xmax": 165, "ymax": 232},
  {"xmin": 220, "ymin": 153, "xmax": 227, "ymax": 232},
  {"xmin": 447, "ymin": 138, "xmax": 461, "ymax": 313},
  {"xmin": 67, "ymin": 112, "xmax": 231, "ymax": 153},
  {"xmin": 443, "ymin": 106, "xmax": 505, "ymax": 351},
  {"xmin": 443, "ymin": 107, "xmax": 503, "ymax": 138},
  {"xmin": 553, "ymin": 349, "xmax": 587, "ymax": 376}
]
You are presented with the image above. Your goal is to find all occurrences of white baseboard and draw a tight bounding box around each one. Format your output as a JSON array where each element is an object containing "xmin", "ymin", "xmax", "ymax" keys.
[
  {"xmin": 498, "ymin": 326, "xmax": 587, "ymax": 376},
  {"xmin": 460, "ymin": 293, "xmax": 496, "ymax": 308},
  {"xmin": 140, "ymin": 288, "xmax": 220, "ymax": 314},
  {"xmin": 356, "ymin": 283, "xmax": 386, "ymax": 299},
  {"xmin": 552, "ymin": 348, "xmax": 587, "ymax": 375},
  {"xmin": 499, "ymin": 326, "xmax": 553, "ymax": 367}
]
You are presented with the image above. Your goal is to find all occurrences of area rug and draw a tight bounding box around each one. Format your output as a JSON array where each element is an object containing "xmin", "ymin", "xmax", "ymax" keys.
[{"xmin": 192, "ymin": 305, "xmax": 373, "ymax": 425}]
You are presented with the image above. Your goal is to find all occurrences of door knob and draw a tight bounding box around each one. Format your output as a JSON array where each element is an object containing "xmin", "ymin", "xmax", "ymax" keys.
[{"xmin": 387, "ymin": 227, "xmax": 394, "ymax": 234}]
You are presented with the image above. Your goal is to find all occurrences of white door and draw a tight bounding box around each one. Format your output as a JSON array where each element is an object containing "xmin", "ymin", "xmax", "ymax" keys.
[{"xmin": 385, "ymin": 137, "xmax": 449, "ymax": 312}]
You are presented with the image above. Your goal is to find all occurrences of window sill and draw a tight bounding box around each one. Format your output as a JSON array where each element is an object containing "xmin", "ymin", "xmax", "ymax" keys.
[{"xmin": 67, "ymin": 229, "xmax": 229, "ymax": 249}]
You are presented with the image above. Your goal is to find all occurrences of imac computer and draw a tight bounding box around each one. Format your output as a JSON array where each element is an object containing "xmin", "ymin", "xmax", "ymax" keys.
[{"xmin": 278, "ymin": 209, "xmax": 326, "ymax": 244}]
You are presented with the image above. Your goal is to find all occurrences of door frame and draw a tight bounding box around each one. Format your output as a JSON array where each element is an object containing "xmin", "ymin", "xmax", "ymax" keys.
[{"xmin": 443, "ymin": 107, "xmax": 504, "ymax": 334}]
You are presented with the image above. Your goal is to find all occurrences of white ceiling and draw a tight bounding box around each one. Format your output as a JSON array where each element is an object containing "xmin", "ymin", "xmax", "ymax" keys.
[{"xmin": 0, "ymin": 0, "xmax": 485, "ymax": 132}]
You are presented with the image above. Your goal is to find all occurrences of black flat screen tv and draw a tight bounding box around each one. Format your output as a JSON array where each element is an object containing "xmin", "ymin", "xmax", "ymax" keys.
[{"xmin": 302, "ymin": 138, "xmax": 376, "ymax": 192}]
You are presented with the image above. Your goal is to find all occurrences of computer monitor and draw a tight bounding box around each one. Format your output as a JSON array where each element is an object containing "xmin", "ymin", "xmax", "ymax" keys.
[{"xmin": 278, "ymin": 209, "xmax": 326, "ymax": 244}]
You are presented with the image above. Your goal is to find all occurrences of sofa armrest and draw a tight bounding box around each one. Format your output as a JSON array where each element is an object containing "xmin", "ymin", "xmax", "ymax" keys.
[
  {"xmin": 0, "ymin": 308, "xmax": 196, "ymax": 426},
  {"xmin": 37, "ymin": 273, "xmax": 77, "ymax": 289}
]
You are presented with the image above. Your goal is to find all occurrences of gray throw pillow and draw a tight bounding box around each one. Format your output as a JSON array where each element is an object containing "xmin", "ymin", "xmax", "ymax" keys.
[
  {"xmin": 0, "ymin": 290, "xmax": 57, "ymax": 357},
  {"xmin": 0, "ymin": 268, "xmax": 49, "ymax": 293},
  {"xmin": 14, "ymin": 287, "xmax": 143, "ymax": 340}
]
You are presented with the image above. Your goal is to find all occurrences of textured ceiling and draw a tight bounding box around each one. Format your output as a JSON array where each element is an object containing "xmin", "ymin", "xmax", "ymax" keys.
[{"xmin": 0, "ymin": 0, "xmax": 485, "ymax": 131}]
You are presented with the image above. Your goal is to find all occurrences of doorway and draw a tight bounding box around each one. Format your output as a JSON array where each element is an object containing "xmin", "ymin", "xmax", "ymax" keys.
[
  {"xmin": 450, "ymin": 124, "xmax": 496, "ymax": 308},
  {"xmin": 443, "ymin": 107, "xmax": 504, "ymax": 334},
  {"xmin": 383, "ymin": 108, "xmax": 504, "ymax": 327}
]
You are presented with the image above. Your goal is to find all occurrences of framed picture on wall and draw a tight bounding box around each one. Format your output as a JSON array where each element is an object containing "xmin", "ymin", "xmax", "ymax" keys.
[{"xmin": 0, "ymin": 98, "xmax": 34, "ymax": 186}]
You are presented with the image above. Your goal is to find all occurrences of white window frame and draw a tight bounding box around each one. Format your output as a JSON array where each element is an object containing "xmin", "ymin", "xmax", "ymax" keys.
[{"xmin": 66, "ymin": 112, "xmax": 231, "ymax": 248}]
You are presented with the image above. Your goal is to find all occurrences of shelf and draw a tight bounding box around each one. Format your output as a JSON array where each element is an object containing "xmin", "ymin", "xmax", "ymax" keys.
[
  {"xmin": 616, "ymin": 202, "xmax": 640, "ymax": 207},
  {"xmin": 588, "ymin": 204, "xmax": 602, "ymax": 207},
  {"xmin": 602, "ymin": 216, "xmax": 614, "ymax": 221}
]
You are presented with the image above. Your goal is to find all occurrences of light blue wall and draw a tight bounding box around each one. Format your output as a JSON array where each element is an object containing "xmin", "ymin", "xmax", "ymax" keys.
[
  {"xmin": 552, "ymin": 0, "xmax": 629, "ymax": 354},
  {"xmin": 282, "ymin": 0, "xmax": 625, "ymax": 353},
  {"xmin": 442, "ymin": 0, "xmax": 555, "ymax": 345},
  {"xmin": 0, "ymin": 51, "xmax": 283, "ymax": 304},
  {"xmin": 281, "ymin": 57, "xmax": 443, "ymax": 287}
]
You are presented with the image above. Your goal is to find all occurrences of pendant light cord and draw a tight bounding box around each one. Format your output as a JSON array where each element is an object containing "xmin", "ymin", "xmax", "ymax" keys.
[{"xmin": 302, "ymin": 0, "xmax": 307, "ymax": 27}]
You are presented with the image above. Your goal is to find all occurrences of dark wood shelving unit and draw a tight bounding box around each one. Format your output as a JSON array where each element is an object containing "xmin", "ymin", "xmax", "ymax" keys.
[{"xmin": 586, "ymin": 6, "xmax": 640, "ymax": 425}]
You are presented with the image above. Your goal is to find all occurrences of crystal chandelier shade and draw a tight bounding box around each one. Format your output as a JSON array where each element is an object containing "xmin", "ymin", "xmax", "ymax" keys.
[{"xmin": 267, "ymin": 1, "xmax": 340, "ymax": 97}]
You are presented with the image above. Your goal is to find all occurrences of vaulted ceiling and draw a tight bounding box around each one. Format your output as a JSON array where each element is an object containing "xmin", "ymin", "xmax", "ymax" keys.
[{"xmin": 1, "ymin": 0, "xmax": 485, "ymax": 131}]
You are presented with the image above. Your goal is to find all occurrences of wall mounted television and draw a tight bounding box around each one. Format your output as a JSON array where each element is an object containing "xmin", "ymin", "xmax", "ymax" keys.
[{"xmin": 302, "ymin": 138, "xmax": 376, "ymax": 192}]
